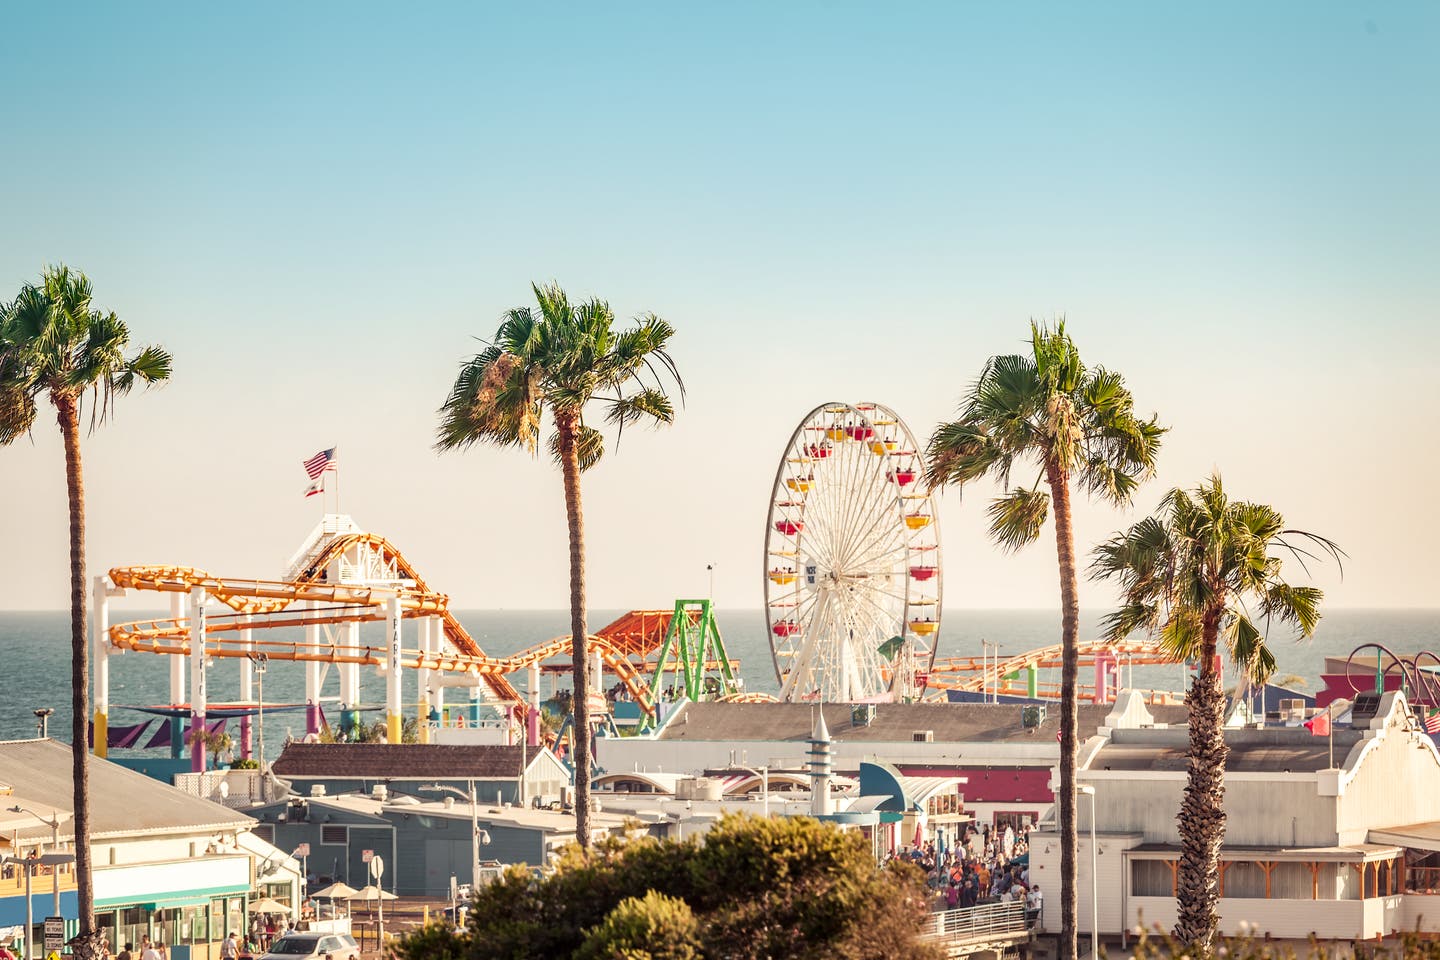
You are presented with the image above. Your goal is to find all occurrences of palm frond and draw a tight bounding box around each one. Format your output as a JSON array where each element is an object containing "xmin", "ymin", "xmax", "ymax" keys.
[
  {"xmin": 549, "ymin": 424, "xmax": 605, "ymax": 473},
  {"xmin": 985, "ymin": 487, "xmax": 1049, "ymax": 552}
]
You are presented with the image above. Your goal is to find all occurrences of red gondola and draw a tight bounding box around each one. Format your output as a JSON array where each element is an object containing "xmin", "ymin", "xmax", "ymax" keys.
[
  {"xmin": 888, "ymin": 469, "xmax": 917, "ymax": 486},
  {"xmin": 909, "ymin": 565, "xmax": 937, "ymax": 581},
  {"xmin": 774, "ymin": 519, "xmax": 804, "ymax": 536}
]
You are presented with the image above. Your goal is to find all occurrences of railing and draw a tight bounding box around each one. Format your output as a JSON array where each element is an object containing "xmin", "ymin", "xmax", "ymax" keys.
[
  {"xmin": 925, "ymin": 900, "xmax": 1030, "ymax": 942},
  {"xmin": 172, "ymin": 770, "xmax": 273, "ymax": 808}
]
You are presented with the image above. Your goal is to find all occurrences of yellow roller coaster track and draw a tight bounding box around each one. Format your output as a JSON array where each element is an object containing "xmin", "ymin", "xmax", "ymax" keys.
[{"xmin": 106, "ymin": 532, "xmax": 662, "ymax": 717}]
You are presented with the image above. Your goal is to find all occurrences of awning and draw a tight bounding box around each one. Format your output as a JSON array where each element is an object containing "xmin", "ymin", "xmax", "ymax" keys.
[{"xmin": 1370, "ymin": 822, "xmax": 1440, "ymax": 852}]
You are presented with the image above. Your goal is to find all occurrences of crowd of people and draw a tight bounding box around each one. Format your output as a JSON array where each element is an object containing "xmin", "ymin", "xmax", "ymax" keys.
[{"xmin": 891, "ymin": 819, "xmax": 1043, "ymax": 925}]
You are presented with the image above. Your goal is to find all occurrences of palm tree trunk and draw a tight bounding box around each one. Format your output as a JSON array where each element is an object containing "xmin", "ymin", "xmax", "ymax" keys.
[
  {"xmin": 554, "ymin": 410, "xmax": 591, "ymax": 849},
  {"xmin": 55, "ymin": 395, "xmax": 99, "ymax": 955},
  {"xmin": 1045, "ymin": 458, "xmax": 1080, "ymax": 960},
  {"xmin": 1175, "ymin": 610, "xmax": 1227, "ymax": 950}
]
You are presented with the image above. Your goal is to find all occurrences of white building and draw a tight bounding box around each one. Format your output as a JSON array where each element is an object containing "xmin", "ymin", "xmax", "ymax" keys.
[
  {"xmin": 0, "ymin": 738, "xmax": 300, "ymax": 960},
  {"xmin": 1030, "ymin": 690, "xmax": 1440, "ymax": 947}
]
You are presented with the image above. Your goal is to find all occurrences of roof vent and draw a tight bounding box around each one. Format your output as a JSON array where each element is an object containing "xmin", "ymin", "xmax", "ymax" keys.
[
  {"xmin": 912, "ymin": 730, "xmax": 934, "ymax": 743},
  {"xmin": 1351, "ymin": 693, "xmax": 1383, "ymax": 725},
  {"xmin": 371, "ymin": 784, "xmax": 388, "ymax": 802},
  {"xmin": 309, "ymin": 785, "xmax": 327, "ymax": 798}
]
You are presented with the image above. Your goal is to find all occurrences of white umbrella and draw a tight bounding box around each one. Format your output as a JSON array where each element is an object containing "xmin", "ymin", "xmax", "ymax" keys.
[
  {"xmin": 349, "ymin": 885, "xmax": 397, "ymax": 901},
  {"xmin": 310, "ymin": 882, "xmax": 360, "ymax": 900},
  {"xmin": 247, "ymin": 897, "xmax": 293, "ymax": 914}
]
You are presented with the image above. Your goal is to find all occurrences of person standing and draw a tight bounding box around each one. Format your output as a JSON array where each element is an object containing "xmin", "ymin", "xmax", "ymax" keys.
[{"xmin": 220, "ymin": 933, "xmax": 239, "ymax": 960}]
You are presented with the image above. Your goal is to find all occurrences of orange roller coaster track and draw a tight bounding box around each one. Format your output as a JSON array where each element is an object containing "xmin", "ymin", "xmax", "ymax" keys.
[
  {"xmin": 925, "ymin": 636, "xmax": 1182, "ymax": 693},
  {"xmin": 105, "ymin": 532, "xmax": 690, "ymax": 719}
]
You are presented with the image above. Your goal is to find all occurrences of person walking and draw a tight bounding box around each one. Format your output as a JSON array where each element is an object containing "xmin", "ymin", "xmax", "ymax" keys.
[{"xmin": 220, "ymin": 933, "xmax": 239, "ymax": 960}]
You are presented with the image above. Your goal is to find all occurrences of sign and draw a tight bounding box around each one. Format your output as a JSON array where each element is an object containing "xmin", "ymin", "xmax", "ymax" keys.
[
  {"xmin": 44, "ymin": 918, "xmax": 64, "ymax": 952},
  {"xmin": 362, "ymin": 849, "xmax": 373, "ymax": 863},
  {"xmin": 47, "ymin": 952, "xmax": 60, "ymax": 960},
  {"xmin": 294, "ymin": 843, "xmax": 310, "ymax": 858},
  {"xmin": 369, "ymin": 855, "xmax": 385, "ymax": 880},
  {"xmin": 805, "ymin": 563, "xmax": 817, "ymax": 585}
]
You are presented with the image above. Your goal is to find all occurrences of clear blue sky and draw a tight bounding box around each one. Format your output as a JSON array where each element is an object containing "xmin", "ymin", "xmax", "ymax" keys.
[{"xmin": 2, "ymin": 2, "xmax": 1437, "ymax": 612}]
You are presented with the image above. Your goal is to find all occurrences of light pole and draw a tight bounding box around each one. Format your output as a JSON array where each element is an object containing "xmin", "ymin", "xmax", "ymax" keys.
[
  {"xmin": 2, "ymin": 853, "xmax": 74, "ymax": 960},
  {"xmin": 248, "ymin": 653, "xmax": 268, "ymax": 766},
  {"xmin": 728, "ymin": 764, "xmax": 769, "ymax": 817},
  {"xmin": 9, "ymin": 806, "xmax": 63, "ymax": 916},
  {"xmin": 980, "ymin": 640, "xmax": 1001, "ymax": 703},
  {"xmin": 1078, "ymin": 785, "xmax": 1098, "ymax": 958},
  {"xmin": 421, "ymin": 782, "xmax": 492, "ymax": 890}
]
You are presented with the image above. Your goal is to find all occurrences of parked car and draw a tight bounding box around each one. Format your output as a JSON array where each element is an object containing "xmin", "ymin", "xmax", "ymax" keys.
[{"xmin": 261, "ymin": 933, "xmax": 360, "ymax": 960}]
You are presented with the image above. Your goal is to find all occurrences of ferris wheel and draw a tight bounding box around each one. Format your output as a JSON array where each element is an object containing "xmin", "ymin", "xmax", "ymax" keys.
[{"xmin": 764, "ymin": 402, "xmax": 942, "ymax": 702}]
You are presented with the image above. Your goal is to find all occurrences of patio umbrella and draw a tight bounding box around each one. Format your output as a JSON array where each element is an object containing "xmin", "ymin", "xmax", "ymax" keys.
[
  {"xmin": 349, "ymin": 885, "xmax": 397, "ymax": 901},
  {"xmin": 247, "ymin": 898, "xmax": 292, "ymax": 914},
  {"xmin": 310, "ymin": 882, "xmax": 360, "ymax": 900}
]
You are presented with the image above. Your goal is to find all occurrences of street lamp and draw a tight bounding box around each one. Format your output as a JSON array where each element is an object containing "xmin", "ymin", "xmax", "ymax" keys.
[
  {"xmin": 727, "ymin": 763, "xmax": 769, "ymax": 817},
  {"xmin": 420, "ymin": 782, "xmax": 491, "ymax": 890},
  {"xmin": 247, "ymin": 653, "xmax": 269, "ymax": 766},
  {"xmin": 1, "ymin": 853, "xmax": 74, "ymax": 960},
  {"xmin": 1078, "ymin": 785, "xmax": 1098, "ymax": 958},
  {"xmin": 9, "ymin": 806, "xmax": 63, "ymax": 916},
  {"xmin": 980, "ymin": 640, "xmax": 1002, "ymax": 703}
]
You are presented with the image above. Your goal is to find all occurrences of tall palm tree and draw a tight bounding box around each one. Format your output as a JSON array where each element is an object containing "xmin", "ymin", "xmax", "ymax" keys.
[
  {"xmin": 924, "ymin": 320, "xmax": 1163, "ymax": 960},
  {"xmin": 1090, "ymin": 474, "xmax": 1339, "ymax": 951},
  {"xmin": 437, "ymin": 283, "xmax": 682, "ymax": 848},
  {"xmin": 0, "ymin": 265, "xmax": 172, "ymax": 958}
]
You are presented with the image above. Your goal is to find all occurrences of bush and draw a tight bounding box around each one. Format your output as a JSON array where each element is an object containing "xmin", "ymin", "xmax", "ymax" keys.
[
  {"xmin": 398, "ymin": 814, "xmax": 941, "ymax": 960},
  {"xmin": 576, "ymin": 891, "xmax": 701, "ymax": 960},
  {"xmin": 230, "ymin": 758, "xmax": 259, "ymax": 770}
]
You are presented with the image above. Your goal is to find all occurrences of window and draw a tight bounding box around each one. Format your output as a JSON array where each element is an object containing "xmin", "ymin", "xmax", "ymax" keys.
[
  {"xmin": 251, "ymin": 825, "xmax": 275, "ymax": 845},
  {"xmin": 321, "ymin": 825, "xmax": 348, "ymax": 845},
  {"xmin": 1131, "ymin": 859, "xmax": 1174, "ymax": 897}
]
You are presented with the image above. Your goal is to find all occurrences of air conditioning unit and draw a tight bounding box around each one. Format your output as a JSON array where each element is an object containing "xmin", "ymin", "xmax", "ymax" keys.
[
  {"xmin": 852, "ymin": 704, "xmax": 876, "ymax": 727},
  {"xmin": 912, "ymin": 730, "xmax": 934, "ymax": 743},
  {"xmin": 1352, "ymin": 692, "xmax": 1383, "ymax": 724},
  {"xmin": 1022, "ymin": 705, "xmax": 1047, "ymax": 729}
]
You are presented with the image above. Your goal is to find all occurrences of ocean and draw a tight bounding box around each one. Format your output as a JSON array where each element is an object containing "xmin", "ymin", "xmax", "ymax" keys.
[{"xmin": 1, "ymin": 608, "xmax": 1436, "ymax": 759}]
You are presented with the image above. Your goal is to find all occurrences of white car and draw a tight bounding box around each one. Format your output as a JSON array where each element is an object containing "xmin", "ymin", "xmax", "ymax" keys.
[{"xmin": 260, "ymin": 933, "xmax": 360, "ymax": 960}]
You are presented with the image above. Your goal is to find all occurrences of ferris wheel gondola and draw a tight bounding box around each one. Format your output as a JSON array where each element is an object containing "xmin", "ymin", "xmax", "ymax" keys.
[{"xmin": 763, "ymin": 402, "xmax": 943, "ymax": 702}]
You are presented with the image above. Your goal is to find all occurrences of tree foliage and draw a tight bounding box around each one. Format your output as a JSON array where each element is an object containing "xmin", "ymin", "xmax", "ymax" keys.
[{"xmin": 398, "ymin": 814, "xmax": 941, "ymax": 960}]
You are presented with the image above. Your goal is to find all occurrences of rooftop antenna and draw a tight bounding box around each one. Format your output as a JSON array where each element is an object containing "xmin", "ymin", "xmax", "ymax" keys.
[{"xmin": 706, "ymin": 563, "xmax": 715, "ymax": 600}]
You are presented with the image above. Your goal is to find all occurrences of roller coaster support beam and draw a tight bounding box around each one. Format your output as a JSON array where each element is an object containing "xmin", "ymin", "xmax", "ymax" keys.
[
  {"xmin": 416, "ymin": 618, "xmax": 433, "ymax": 744},
  {"xmin": 386, "ymin": 597, "xmax": 404, "ymax": 743},
  {"xmin": 169, "ymin": 592, "xmax": 187, "ymax": 726},
  {"xmin": 91, "ymin": 576, "xmax": 124, "ymax": 758},
  {"xmin": 1026, "ymin": 663, "xmax": 1038, "ymax": 699},
  {"xmin": 189, "ymin": 587, "xmax": 208, "ymax": 772},
  {"xmin": 527, "ymin": 662, "xmax": 541, "ymax": 747},
  {"xmin": 431, "ymin": 617, "xmax": 446, "ymax": 726}
]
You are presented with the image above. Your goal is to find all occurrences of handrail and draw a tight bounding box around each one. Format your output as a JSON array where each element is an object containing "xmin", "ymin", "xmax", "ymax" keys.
[{"xmin": 925, "ymin": 900, "xmax": 1029, "ymax": 942}]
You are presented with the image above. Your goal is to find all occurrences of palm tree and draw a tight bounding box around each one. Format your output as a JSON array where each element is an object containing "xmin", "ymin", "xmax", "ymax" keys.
[
  {"xmin": 437, "ymin": 282, "xmax": 682, "ymax": 848},
  {"xmin": 0, "ymin": 265, "xmax": 172, "ymax": 958},
  {"xmin": 924, "ymin": 320, "xmax": 1163, "ymax": 960},
  {"xmin": 1090, "ymin": 474, "xmax": 1340, "ymax": 951}
]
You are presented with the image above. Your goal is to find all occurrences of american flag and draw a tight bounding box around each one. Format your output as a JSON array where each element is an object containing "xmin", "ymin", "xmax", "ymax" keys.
[
  {"xmin": 303, "ymin": 447, "xmax": 337, "ymax": 480},
  {"xmin": 1426, "ymin": 709, "xmax": 1440, "ymax": 735}
]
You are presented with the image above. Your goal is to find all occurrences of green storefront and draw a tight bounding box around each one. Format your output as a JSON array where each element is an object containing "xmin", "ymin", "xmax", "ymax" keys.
[{"xmin": 95, "ymin": 856, "xmax": 252, "ymax": 959}]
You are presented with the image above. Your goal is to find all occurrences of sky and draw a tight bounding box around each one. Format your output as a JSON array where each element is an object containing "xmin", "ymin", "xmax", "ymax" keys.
[{"xmin": 1, "ymin": 2, "xmax": 1437, "ymax": 615}]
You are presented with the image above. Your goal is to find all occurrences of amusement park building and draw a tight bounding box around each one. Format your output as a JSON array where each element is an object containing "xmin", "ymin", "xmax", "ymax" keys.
[
  {"xmin": 246, "ymin": 792, "xmax": 646, "ymax": 897},
  {"xmin": 269, "ymin": 742, "xmax": 571, "ymax": 808},
  {"xmin": 1030, "ymin": 690, "xmax": 1440, "ymax": 946},
  {"xmin": 596, "ymin": 700, "xmax": 1187, "ymax": 826},
  {"xmin": 0, "ymin": 738, "xmax": 301, "ymax": 960}
]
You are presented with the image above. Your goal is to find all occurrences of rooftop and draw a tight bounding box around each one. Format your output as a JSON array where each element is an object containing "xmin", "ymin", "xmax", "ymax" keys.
[
  {"xmin": 0, "ymin": 738, "xmax": 252, "ymax": 842},
  {"xmin": 1095, "ymin": 726, "xmax": 1364, "ymax": 773},
  {"xmin": 656, "ymin": 701, "xmax": 1188, "ymax": 744},
  {"xmin": 272, "ymin": 742, "xmax": 537, "ymax": 779}
]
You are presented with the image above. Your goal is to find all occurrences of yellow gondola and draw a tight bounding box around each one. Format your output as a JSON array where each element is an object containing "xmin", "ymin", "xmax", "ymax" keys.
[
  {"xmin": 905, "ymin": 514, "xmax": 932, "ymax": 530},
  {"xmin": 909, "ymin": 620, "xmax": 938, "ymax": 636}
]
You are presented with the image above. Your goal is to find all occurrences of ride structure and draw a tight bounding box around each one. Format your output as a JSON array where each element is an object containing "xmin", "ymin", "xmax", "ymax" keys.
[
  {"xmin": 764, "ymin": 402, "xmax": 942, "ymax": 702},
  {"xmin": 93, "ymin": 515, "xmax": 741, "ymax": 771},
  {"xmin": 924, "ymin": 636, "xmax": 1186, "ymax": 704}
]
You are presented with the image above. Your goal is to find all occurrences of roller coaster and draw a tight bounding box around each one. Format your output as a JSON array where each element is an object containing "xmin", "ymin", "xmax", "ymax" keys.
[
  {"xmin": 924, "ymin": 636, "xmax": 1186, "ymax": 703},
  {"xmin": 93, "ymin": 515, "xmax": 744, "ymax": 769}
]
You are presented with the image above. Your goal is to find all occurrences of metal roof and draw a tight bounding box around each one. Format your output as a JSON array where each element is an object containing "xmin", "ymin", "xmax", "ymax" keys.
[{"xmin": 0, "ymin": 738, "xmax": 252, "ymax": 841}]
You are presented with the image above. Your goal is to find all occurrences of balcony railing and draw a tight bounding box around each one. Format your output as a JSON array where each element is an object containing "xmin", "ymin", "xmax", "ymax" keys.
[{"xmin": 925, "ymin": 900, "xmax": 1030, "ymax": 942}]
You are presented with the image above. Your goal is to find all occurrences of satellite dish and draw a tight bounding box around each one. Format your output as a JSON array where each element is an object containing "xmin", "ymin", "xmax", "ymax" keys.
[{"xmin": 219, "ymin": 781, "xmax": 230, "ymax": 799}]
